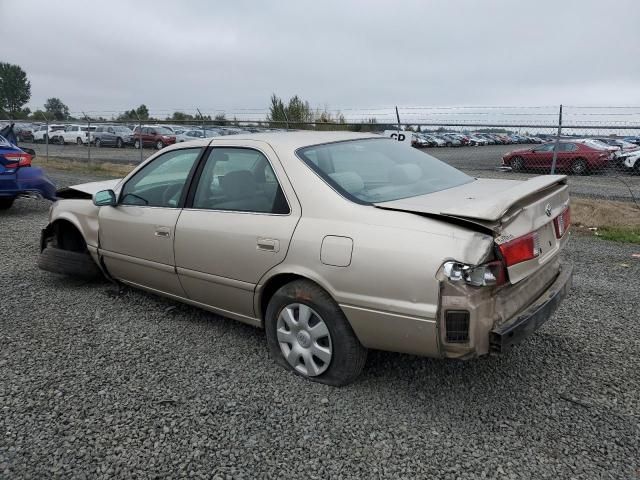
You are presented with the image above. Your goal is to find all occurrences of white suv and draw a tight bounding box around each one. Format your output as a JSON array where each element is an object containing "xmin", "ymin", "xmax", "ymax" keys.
[
  {"xmin": 32, "ymin": 124, "xmax": 66, "ymax": 143},
  {"xmin": 51, "ymin": 125, "xmax": 97, "ymax": 145}
]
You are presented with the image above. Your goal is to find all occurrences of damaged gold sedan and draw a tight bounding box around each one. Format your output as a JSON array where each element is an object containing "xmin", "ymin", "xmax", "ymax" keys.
[{"xmin": 39, "ymin": 132, "xmax": 572, "ymax": 385}]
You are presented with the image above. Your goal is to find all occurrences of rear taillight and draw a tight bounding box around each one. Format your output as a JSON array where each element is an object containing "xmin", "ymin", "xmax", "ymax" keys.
[
  {"xmin": 3, "ymin": 152, "xmax": 32, "ymax": 168},
  {"xmin": 498, "ymin": 232, "xmax": 541, "ymax": 267},
  {"xmin": 553, "ymin": 206, "xmax": 571, "ymax": 238}
]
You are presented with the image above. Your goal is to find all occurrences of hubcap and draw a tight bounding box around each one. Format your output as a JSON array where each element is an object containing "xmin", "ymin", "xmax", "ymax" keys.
[{"xmin": 276, "ymin": 303, "xmax": 332, "ymax": 377}]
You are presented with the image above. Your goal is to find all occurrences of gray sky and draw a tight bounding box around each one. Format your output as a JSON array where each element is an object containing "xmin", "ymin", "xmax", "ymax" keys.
[{"xmin": 1, "ymin": 0, "xmax": 639, "ymax": 120}]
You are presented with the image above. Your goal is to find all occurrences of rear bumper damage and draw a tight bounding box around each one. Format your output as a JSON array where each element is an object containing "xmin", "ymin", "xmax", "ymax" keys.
[{"xmin": 489, "ymin": 263, "xmax": 573, "ymax": 353}]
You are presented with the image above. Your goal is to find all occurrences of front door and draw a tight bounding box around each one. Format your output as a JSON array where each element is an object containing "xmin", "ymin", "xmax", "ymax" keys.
[
  {"xmin": 174, "ymin": 146, "xmax": 300, "ymax": 320},
  {"xmin": 98, "ymin": 147, "xmax": 202, "ymax": 296}
]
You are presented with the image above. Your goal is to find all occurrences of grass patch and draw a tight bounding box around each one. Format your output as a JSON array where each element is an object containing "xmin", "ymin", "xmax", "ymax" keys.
[
  {"xmin": 33, "ymin": 157, "xmax": 135, "ymax": 177},
  {"xmin": 596, "ymin": 227, "xmax": 640, "ymax": 244}
]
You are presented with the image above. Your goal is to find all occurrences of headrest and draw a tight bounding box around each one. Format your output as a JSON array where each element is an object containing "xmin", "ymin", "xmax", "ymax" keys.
[
  {"xmin": 219, "ymin": 170, "xmax": 256, "ymax": 199},
  {"xmin": 329, "ymin": 171, "xmax": 365, "ymax": 194},
  {"xmin": 389, "ymin": 164, "xmax": 422, "ymax": 185}
]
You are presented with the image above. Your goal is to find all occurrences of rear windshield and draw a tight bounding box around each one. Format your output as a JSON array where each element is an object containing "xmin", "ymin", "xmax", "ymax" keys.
[{"xmin": 297, "ymin": 138, "xmax": 473, "ymax": 203}]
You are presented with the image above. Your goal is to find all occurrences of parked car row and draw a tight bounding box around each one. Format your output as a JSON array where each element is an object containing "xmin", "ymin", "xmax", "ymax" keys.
[
  {"xmin": 0, "ymin": 122, "xmax": 261, "ymax": 150},
  {"xmin": 411, "ymin": 131, "xmax": 548, "ymax": 148}
]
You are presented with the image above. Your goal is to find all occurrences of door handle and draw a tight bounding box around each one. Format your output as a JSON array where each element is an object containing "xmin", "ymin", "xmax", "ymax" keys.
[
  {"xmin": 154, "ymin": 227, "xmax": 171, "ymax": 238},
  {"xmin": 257, "ymin": 238, "xmax": 279, "ymax": 252}
]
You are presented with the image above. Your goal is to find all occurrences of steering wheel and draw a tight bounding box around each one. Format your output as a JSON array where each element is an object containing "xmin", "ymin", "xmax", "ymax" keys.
[{"xmin": 161, "ymin": 184, "xmax": 183, "ymax": 207}]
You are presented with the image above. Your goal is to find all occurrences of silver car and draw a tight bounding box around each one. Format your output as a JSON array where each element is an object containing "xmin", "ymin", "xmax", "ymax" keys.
[{"xmin": 39, "ymin": 132, "xmax": 572, "ymax": 386}]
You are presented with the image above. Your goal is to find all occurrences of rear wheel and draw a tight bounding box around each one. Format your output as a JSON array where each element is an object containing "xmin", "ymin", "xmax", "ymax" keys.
[
  {"xmin": 0, "ymin": 198, "xmax": 15, "ymax": 210},
  {"xmin": 116, "ymin": 138, "xmax": 123, "ymax": 148},
  {"xmin": 571, "ymin": 158, "xmax": 588, "ymax": 175},
  {"xmin": 510, "ymin": 156, "xmax": 524, "ymax": 171},
  {"xmin": 265, "ymin": 279, "xmax": 367, "ymax": 386},
  {"xmin": 134, "ymin": 139, "xmax": 141, "ymax": 149},
  {"xmin": 76, "ymin": 137, "xmax": 83, "ymax": 145},
  {"xmin": 58, "ymin": 136, "xmax": 65, "ymax": 145},
  {"xmin": 95, "ymin": 138, "xmax": 102, "ymax": 148}
]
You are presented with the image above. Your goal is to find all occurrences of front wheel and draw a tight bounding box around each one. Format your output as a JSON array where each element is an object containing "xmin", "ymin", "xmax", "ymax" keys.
[
  {"xmin": 510, "ymin": 156, "xmax": 524, "ymax": 171},
  {"xmin": 116, "ymin": 138, "xmax": 123, "ymax": 148},
  {"xmin": 265, "ymin": 279, "xmax": 367, "ymax": 386},
  {"xmin": 95, "ymin": 138, "xmax": 102, "ymax": 148},
  {"xmin": 76, "ymin": 137, "xmax": 83, "ymax": 145},
  {"xmin": 0, "ymin": 198, "xmax": 15, "ymax": 210},
  {"xmin": 155, "ymin": 140, "xmax": 164, "ymax": 150},
  {"xmin": 571, "ymin": 158, "xmax": 588, "ymax": 175},
  {"xmin": 134, "ymin": 139, "xmax": 141, "ymax": 149}
]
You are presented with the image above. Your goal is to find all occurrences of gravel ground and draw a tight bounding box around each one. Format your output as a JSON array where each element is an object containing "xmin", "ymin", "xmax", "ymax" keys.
[
  {"xmin": 25, "ymin": 141, "xmax": 640, "ymax": 203},
  {"xmin": 1, "ymin": 170, "xmax": 639, "ymax": 479}
]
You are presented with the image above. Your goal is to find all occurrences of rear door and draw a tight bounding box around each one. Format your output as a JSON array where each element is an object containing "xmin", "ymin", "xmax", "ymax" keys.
[
  {"xmin": 174, "ymin": 143, "xmax": 300, "ymax": 320},
  {"xmin": 98, "ymin": 147, "xmax": 202, "ymax": 296}
]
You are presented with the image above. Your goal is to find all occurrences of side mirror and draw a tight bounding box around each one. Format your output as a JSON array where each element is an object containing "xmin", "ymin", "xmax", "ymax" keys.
[{"xmin": 93, "ymin": 189, "xmax": 117, "ymax": 206}]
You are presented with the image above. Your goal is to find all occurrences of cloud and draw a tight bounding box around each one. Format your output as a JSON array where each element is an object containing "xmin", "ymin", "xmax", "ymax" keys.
[{"xmin": 1, "ymin": 0, "xmax": 639, "ymax": 119}]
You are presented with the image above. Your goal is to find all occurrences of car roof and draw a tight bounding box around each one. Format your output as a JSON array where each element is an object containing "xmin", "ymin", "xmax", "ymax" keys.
[{"xmin": 161, "ymin": 131, "xmax": 383, "ymax": 154}]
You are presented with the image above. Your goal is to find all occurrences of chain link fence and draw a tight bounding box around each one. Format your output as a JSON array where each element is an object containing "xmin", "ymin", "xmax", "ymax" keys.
[{"xmin": 2, "ymin": 105, "xmax": 640, "ymax": 202}]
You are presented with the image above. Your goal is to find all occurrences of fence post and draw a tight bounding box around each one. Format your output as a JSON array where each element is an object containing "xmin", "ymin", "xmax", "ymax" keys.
[
  {"xmin": 284, "ymin": 110, "xmax": 289, "ymax": 131},
  {"xmin": 83, "ymin": 112, "xmax": 91, "ymax": 167},
  {"xmin": 39, "ymin": 112, "xmax": 49, "ymax": 164},
  {"xmin": 395, "ymin": 106, "xmax": 401, "ymax": 138},
  {"xmin": 197, "ymin": 108, "xmax": 205, "ymax": 138},
  {"xmin": 550, "ymin": 104, "xmax": 563, "ymax": 175},
  {"xmin": 134, "ymin": 111, "xmax": 143, "ymax": 164}
]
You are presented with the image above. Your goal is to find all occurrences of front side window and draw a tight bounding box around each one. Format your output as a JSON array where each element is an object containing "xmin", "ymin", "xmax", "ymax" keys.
[
  {"xmin": 297, "ymin": 138, "xmax": 473, "ymax": 204},
  {"xmin": 120, "ymin": 148, "xmax": 201, "ymax": 207},
  {"xmin": 192, "ymin": 148, "xmax": 289, "ymax": 214},
  {"xmin": 535, "ymin": 144, "xmax": 555, "ymax": 152}
]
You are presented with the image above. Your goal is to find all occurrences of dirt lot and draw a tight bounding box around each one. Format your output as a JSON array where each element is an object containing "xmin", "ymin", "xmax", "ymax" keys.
[{"xmin": 0, "ymin": 168, "xmax": 638, "ymax": 479}]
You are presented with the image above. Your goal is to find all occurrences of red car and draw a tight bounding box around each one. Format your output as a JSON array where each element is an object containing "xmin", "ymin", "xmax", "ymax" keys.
[
  {"xmin": 502, "ymin": 141, "xmax": 611, "ymax": 174},
  {"xmin": 132, "ymin": 126, "xmax": 176, "ymax": 150}
]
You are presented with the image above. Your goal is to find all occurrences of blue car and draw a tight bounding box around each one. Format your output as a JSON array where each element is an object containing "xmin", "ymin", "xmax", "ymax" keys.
[{"xmin": 0, "ymin": 124, "xmax": 56, "ymax": 210}]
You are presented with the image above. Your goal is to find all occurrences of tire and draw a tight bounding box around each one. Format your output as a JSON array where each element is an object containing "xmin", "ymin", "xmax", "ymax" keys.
[
  {"xmin": 510, "ymin": 156, "xmax": 524, "ymax": 171},
  {"xmin": 58, "ymin": 136, "xmax": 65, "ymax": 145},
  {"xmin": 95, "ymin": 138, "xmax": 102, "ymax": 148},
  {"xmin": 134, "ymin": 139, "xmax": 141, "ymax": 149},
  {"xmin": 38, "ymin": 246, "xmax": 102, "ymax": 280},
  {"xmin": 265, "ymin": 279, "xmax": 367, "ymax": 386},
  {"xmin": 116, "ymin": 138, "xmax": 123, "ymax": 148},
  {"xmin": 571, "ymin": 158, "xmax": 588, "ymax": 175},
  {"xmin": 76, "ymin": 137, "xmax": 83, "ymax": 145},
  {"xmin": 0, "ymin": 198, "xmax": 15, "ymax": 210},
  {"xmin": 155, "ymin": 140, "xmax": 164, "ymax": 150}
]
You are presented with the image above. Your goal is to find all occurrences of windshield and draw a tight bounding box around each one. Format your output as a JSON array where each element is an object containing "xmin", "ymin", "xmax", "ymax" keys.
[{"xmin": 297, "ymin": 138, "xmax": 473, "ymax": 204}]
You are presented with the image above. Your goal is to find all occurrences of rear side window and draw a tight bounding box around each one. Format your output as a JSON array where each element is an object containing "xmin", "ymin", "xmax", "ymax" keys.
[
  {"xmin": 191, "ymin": 148, "xmax": 289, "ymax": 214},
  {"xmin": 297, "ymin": 138, "xmax": 472, "ymax": 204}
]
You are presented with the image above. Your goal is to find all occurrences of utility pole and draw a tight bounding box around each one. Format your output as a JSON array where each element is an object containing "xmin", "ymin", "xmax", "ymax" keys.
[{"xmin": 550, "ymin": 104, "xmax": 563, "ymax": 175}]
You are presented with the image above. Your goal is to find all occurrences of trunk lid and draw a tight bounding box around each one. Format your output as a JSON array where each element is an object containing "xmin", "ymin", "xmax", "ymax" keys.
[{"xmin": 375, "ymin": 175, "xmax": 570, "ymax": 283}]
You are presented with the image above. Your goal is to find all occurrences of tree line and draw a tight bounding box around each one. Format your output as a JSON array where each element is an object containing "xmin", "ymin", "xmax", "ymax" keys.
[{"xmin": 1, "ymin": 63, "xmax": 382, "ymax": 130}]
